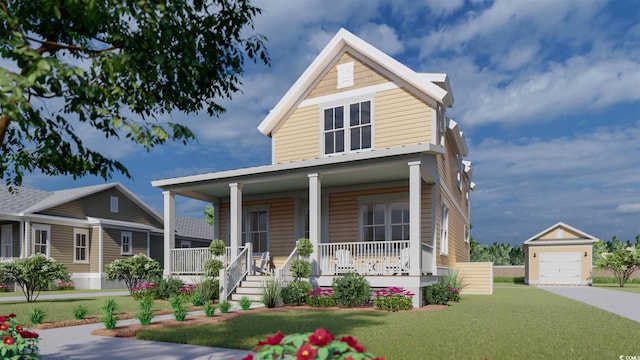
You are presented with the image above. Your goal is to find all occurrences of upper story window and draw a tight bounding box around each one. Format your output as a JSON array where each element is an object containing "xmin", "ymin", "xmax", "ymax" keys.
[
  {"xmin": 110, "ymin": 196, "xmax": 119, "ymax": 213},
  {"xmin": 323, "ymin": 100, "xmax": 372, "ymax": 155}
]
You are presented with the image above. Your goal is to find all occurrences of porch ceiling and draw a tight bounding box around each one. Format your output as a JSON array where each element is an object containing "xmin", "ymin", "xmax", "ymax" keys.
[{"xmin": 154, "ymin": 145, "xmax": 441, "ymax": 202}]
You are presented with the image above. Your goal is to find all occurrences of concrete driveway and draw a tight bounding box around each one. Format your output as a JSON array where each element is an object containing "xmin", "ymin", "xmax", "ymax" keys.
[{"xmin": 539, "ymin": 286, "xmax": 640, "ymax": 322}]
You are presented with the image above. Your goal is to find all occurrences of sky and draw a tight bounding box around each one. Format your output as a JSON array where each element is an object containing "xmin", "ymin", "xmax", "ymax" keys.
[{"xmin": 15, "ymin": 0, "xmax": 640, "ymax": 246}]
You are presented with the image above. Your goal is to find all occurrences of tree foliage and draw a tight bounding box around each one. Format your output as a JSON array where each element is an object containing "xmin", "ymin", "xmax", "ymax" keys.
[
  {"xmin": 104, "ymin": 253, "xmax": 162, "ymax": 293},
  {"xmin": 0, "ymin": 0, "xmax": 269, "ymax": 188},
  {"xmin": 470, "ymin": 238, "xmax": 524, "ymax": 265},
  {"xmin": 0, "ymin": 254, "xmax": 71, "ymax": 302},
  {"xmin": 594, "ymin": 236, "xmax": 640, "ymax": 287}
]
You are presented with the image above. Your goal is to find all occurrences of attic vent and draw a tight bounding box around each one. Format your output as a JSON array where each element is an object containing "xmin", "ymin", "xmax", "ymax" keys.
[
  {"xmin": 555, "ymin": 229, "xmax": 563, "ymax": 239},
  {"xmin": 336, "ymin": 62, "xmax": 354, "ymax": 89}
]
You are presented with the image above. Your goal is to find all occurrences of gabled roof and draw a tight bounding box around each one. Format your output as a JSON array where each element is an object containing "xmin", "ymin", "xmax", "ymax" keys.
[
  {"xmin": 447, "ymin": 118, "xmax": 468, "ymax": 157},
  {"xmin": 176, "ymin": 215, "xmax": 215, "ymax": 240},
  {"xmin": 0, "ymin": 185, "xmax": 50, "ymax": 213},
  {"xmin": 258, "ymin": 28, "xmax": 451, "ymax": 137},
  {"xmin": 524, "ymin": 222, "xmax": 599, "ymax": 245}
]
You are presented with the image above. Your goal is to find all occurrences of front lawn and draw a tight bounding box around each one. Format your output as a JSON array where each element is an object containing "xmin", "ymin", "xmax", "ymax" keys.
[
  {"xmin": 0, "ymin": 288, "xmax": 127, "ymax": 298},
  {"xmin": 593, "ymin": 283, "xmax": 640, "ymax": 294},
  {"xmin": 137, "ymin": 286, "xmax": 639, "ymax": 359}
]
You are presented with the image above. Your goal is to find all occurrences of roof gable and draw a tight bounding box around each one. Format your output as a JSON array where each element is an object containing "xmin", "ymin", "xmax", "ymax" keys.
[
  {"xmin": 0, "ymin": 185, "xmax": 50, "ymax": 213},
  {"xmin": 258, "ymin": 28, "xmax": 451, "ymax": 137},
  {"xmin": 524, "ymin": 222, "xmax": 599, "ymax": 244}
]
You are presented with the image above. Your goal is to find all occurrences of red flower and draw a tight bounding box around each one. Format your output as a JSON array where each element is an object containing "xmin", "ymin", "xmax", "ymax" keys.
[
  {"xmin": 8, "ymin": 314, "xmax": 16, "ymax": 318},
  {"xmin": 308, "ymin": 327, "xmax": 334, "ymax": 347},
  {"xmin": 19, "ymin": 331, "xmax": 39, "ymax": 339},
  {"xmin": 3, "ymin": 336, "xmax": 14, "ymax": 345},
  {"xmin": 296, "ymin": 343, "xmax": 317, "ymax": 360},
  {"xmin": 0, "ymin": 316, "xmax": 7, "ymax": 322},
  {"xmin": 257, "ymin": 330, "xmax": 285, "ymax": 349},
  {"xmin": 0, "ymin": 323, "xmax": 8, "ymax": 331},
  {"xmin": 341, "ymin": 336, "xmax": 365, "ymax": 353},
  {"xmin": 15, "ymin": 326, "xmax": 23, "ymax": 332},
  {"xmin": 241, "ymin": 354, "xmax": 254, "ymax": 360}
]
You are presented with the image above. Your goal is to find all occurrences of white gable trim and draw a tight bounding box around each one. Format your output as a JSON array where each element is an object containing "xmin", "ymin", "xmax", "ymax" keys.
[
  {"xmin": 258, "ymin": 28, "xmax": 449, "ymax": 137},
  {"xmin": 298, "ymin": 82, "xmax": 398, "ymax": 108},
  {"xmin": 524, "ymin": 222, "xmax": 599, "ymax": 244}
]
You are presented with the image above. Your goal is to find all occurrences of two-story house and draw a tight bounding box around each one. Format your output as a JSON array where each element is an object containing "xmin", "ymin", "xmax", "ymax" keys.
[{"xmin": 152, "ymin": 28, "xmax": 473, "ymax": 307}]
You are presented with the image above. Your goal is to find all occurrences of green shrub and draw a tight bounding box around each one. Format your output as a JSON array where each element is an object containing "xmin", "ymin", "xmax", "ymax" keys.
[
  {"xmin": 307, "ymin": 288, "xmax": 336, "ymax": 307},
  {"xmin": 219, "ymin": 300, "xmax": 231, "ymax": 313},
  {"xmin": 100, "ymin": 299, "xmax": 119, "ymax": 329},
  {"xmin": 136, "ymin": 296, "xmax": 154, "ymax": 325},
  {"xmin": 373, "ymin": 287, "xmax": 414, "ymax": 311},
  {"xmin": 169, "ymin": 296, "xmax": 187, "ymax": 321},
  {"xmin": 260, "ymin": 276, "xmax": 281, "ymax": 308},
  {"xmin": 72, "ymin": 304, "xmax": 89, "ymax": 320},
  {"xmin": 190, "ymin": 292, "xmax": 205, "ymax": 306},
  {"xmin": 281, "ymin": 281, "xmax": 312, "ymax": 306},
  {"xmin": 290, "ymin": 259, "xmax": 311, "ymax": 280},
  {"xmin": 239, "ymin": 296, "xmax": 252, "ymax": 310},
  {"xmin": 443, "ymin": 270, "xmax": 466, "ymax": 293},
  {"xmin": 494, "ymin": 276, "xmax": 525, "ymax": 283},
  {"xmin": 203, "ymin": 259, "xmax": 224, "ymax": 278},
  {"xmin": 193, "ymin": 278, "xmax": 219, "ymax": 301},
  {"xmin": 296, "ymin": 238, "xmax": 314, "ymax": 257},
  {"xmin": 424, "ymin": 283, "xmax": 454, "ymax": 305},
  {"xmin": 208, "ymin": 239, "xmax": 226, "ymax": 256},
  {"xmin": 592, "ymin": 276, "xmax": 640, "ymax": 284},
  {"xmin": 156, "ymin": 276, "xmax": 184, "ymax": 299},
  {"xmin": 331, "ymin": 273, "xmax": 371, "ymax": 307},
  {"xmin": 28, "ymin": 307, "xmax": 47, "ymax": 324},
  {"xmin": 104, "ymin": 254, "xmax": 162, "ymax": 294},
  {"xmin": 0, "ymin": 254, "xmax": 71, "ymax": 302},
  {"xmin": 203, "ymin": 302, "xmax": 216, "ymax": 317}
]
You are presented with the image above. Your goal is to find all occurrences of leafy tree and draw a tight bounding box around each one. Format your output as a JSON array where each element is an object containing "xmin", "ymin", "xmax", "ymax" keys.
[
  {"xmin": 104, "ymin": 253, "xmax": 162, "ymax": 293},
  {"xmin": 204, "ymin": 205, "xmax": 215, "ymax": 228},
  {"xmin": 470, "ymin": 241, "xmax": 524, "ymax": 265},
  {"xmin": 0, "ymin": 254, "xmax": 71, "ymax": 302},
  {"xmin": 0, "ymin": 0, "xmax": 269, "ymax": 188},
  {"xmin": 595, "ymin": 246, "xmax": 640, "ymax": 287}
]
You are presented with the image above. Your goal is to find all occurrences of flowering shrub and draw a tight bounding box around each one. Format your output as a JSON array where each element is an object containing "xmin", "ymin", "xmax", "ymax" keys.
[
  {"xmin": 55, "ymin": 280, "xmax": 75, "ymax": 291},
  {"xmin": 0, "ymin": 313, "xmax": 40, "ymax": 359},
  {"xmin": 373, "ymin": 287, "xmax": 414, "ymax": 311},
  {"xmin": 131, "ymin": 282, "xmax": 160, "ymax": 300},
  {"xmin": 448, "ymin": 286, "xmax": 460, "ymax": 302},
  {"xmin": 423, "ymin": 283, "xmax": 458, "ymax": 305},
  {"xmin": 307, "ymin": 288, "xmax": 336, "ymax": 308},
  {"xmin": 104, "ymin": 254, "xmax": 162, "ymax": 294},
  {"xmin": 178, "ymin": 284, "xmax": 197, "ymax": 297},
  {"xmin": 245, "ymin": 328, "xmax": 384, "ymax": 360},
  {"xmin": 0, "ymin": 283, "xmax": 8, "ymax": 292}
]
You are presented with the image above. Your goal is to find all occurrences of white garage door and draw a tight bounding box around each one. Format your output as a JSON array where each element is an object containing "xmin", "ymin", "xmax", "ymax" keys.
[{"xmin": 539, "ymin": 252, "xmax": 581, "ymax": 285}]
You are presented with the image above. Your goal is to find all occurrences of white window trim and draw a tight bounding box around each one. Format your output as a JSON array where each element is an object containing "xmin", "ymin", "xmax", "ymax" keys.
[
  {"xmin": 180, "ymin": 240, "xmax": 192, "ymax": 248},
  {"xmin": 440, "ymin": 202, "xmax": 449, "ymax": 256},
  {"xmin": 121, "ymin": 231, "xmax": 133, "ymax": 255},
  {"xmin": 464, "ymin": 224, "xmax": 470, "ymax": 244},
  {"xmin": 320, "ymin": 97, "xmax": 375, "ymax": 156},
  {"xmin": 358, "ymin": 194, "xmax": 410, "ymax": 242},
  {"xmin": 110, "ymin": 196, "xmax": 119, "ymax": 213},
  {"xmin": 32, "ymin": 224, "xmax": 51, "ymax": 258},
  {"xmin": 1, "ymin": 224, "xmax": 13, "ymax": 258},
  {"xmin": 73, "ymin": 228, "xmax": 90, "ymax": 263}
]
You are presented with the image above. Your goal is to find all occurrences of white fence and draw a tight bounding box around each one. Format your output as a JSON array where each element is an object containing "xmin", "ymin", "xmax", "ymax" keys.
[{"xmin": 170, "ymin": 247, "xmax": 230, "ymax": 275}]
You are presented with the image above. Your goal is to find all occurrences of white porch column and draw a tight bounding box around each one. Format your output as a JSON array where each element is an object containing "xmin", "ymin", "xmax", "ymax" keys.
[
  {"xmin": 409, "ymin": 161, "xmax": 422, "ymax": 277},
  {"xmin": 308, "ymin": 173, "xmax": 321, "ymax": 277},
  {"xmin": 163, "ymin": 191, "xmax": 175, "ymax": 277},
  {"xmin": 229, "ymin": 183, "xmax": 243, "ymax": 260}
]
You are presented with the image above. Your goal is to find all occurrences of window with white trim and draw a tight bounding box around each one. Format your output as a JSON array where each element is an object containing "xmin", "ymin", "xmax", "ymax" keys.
[
  {"xmin": 121, "ymin": 231, "xmax": 132, "ymax": 255},
  {"xmin": 32, "ymin": 224, "xmax": 50, "ymax": 257},
  {"xmin": 323, "ymin": 100, "xmax": 372, "ymax": 155},
  {"xmin": 440, "ymin": 203, "xmax": 449, "ymax": 255},
  {"xmin": 110, "ymin": 196, "xmax": 119, "ymax": 213},
  {"xmin": 242, "ymin": 209, "xmax": 269, "ymax": 253},
  {"xmin": 456, "ymin": 154, "xmax": 463, "ymax": 191},
  {"xmin": 438, "ymin": 107, "xmax": 446, "ymax": 145},
  {"xmin": 74, "ymin": 228, "xmax": 89, "ymax": 263},
  {"xmin": 464, "ymin": 224, "xmax": 470, "ymax": 244},
  {"xmin": 361, "ymin": 199, "xmax": 409, "ymax": 242}
]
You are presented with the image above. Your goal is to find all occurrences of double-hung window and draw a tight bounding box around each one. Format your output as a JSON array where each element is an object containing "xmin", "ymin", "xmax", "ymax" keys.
[
  {"xmin": 242, "ymin": 208, "xmax": 269, "ymax": 253},
  {"xmin": 324, "ymin": 100, "xmax": 372, "ymax": 155},
  {"xmin": 440, "ymin": 203, "xmax": 449, "ymax": 255},
  {"xmin": 32, "ymin": 224, "xmax": 50, "ymax": 257},
  {"xmin": 74, "ymin": 229, "xmax": 89, "ymax": 263},
  {"xmin": 361, "ymin": 199, "xmax": 409, "ymax": 242},
  {"xmin": 121, "ymin": 231, "xmax": 132, "ymax": 255}
]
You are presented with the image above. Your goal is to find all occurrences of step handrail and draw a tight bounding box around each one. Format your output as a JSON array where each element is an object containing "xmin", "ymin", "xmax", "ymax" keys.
[{"xmin": 219, "ymin": 244, "xmax": 251, "ymax": 300}]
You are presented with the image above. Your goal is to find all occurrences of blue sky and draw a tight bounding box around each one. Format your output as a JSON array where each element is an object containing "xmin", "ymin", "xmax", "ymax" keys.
[{"xmin": 19, "ymin": 0, "xmax": 640, "ymax": 246}]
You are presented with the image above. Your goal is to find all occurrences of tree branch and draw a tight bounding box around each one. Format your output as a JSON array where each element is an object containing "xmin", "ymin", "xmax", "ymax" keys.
[{"xmin": 27, "ymin": 36, "xmax": 122, "ymax": 56}]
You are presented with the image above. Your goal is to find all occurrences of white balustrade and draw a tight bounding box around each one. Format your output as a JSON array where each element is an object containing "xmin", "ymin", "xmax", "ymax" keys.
[{"xmin": 318, "ymin": 240, "xmax": 411, "ymax": 275}]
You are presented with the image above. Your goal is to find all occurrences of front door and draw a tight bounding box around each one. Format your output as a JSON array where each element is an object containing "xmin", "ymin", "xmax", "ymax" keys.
[{"xmin": 1, "ymin": 224, "xmax": 13, "ymax": 258}]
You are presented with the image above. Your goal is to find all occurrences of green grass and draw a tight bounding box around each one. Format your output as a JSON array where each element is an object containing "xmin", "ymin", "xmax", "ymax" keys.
[
  {"xmin": 137, "ymin": 286, "xmax": 639, "ymax": 359},
  {"xmin": 593, "ymin": 283, "xmax": 640, "ymax": 294},
  {"xmin": 0, "ymin": 296, "xmax": 172, "ymax": 325},
  {"xmin": 0, "ymin": 288, "xmax": 127, "ymax": 298}
]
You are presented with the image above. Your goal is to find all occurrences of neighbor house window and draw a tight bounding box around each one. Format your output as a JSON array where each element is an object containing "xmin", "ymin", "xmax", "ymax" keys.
[
  {"xmin": 121, "ymin": 231, "xmax": 132, "ymax": 255},
  {"xmin": 323, "ymin": 100, "xmax": 372, "ymax": 155},
  {"xmin": 440, "ymin": 203, "xmax": 449, "ymax": 255},
  {"xmin": 360, "ymin": 199, "xmax": 409, "ymax": 242},
  {"xmin": 180, "ymin": 240, "xmax": 191, "ymax": 248},
  {"xmin": 110, "ymin": 196, "xmax": 119, "ymax": 213},
  {"xmin": 32, "ymin": 224, "xmax": 50, "ymax": 257},
  {"xmin": 74, "ymin": 229, "xmax": 89, "ymax": 263},
  {"xmin": 1, "ymin": 224, "xmax": 12, "ymax": 258},
  {"xmin": 242, "ymin": 208, "xmax": 268, "ymax": 253}
]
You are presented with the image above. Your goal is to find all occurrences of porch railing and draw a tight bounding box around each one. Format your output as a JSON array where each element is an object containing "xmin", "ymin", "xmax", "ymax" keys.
[
  {"xmin": 275, "ymin": 244, "xmax": 298, "ymax": 287},
  {"xmin": 0, "ymin": 257, "xmax": 17, "ymax": 263},
  {"xmin": 318, "ymin": 240, "xmax": 411, "ymax": 275},
  {"xmin": 171, "ymin": 247, "xmax": 231, "ymax": 275},
  {"xmin": 219, "ymin": 244, "xmax": 250, "ymax": 301}
]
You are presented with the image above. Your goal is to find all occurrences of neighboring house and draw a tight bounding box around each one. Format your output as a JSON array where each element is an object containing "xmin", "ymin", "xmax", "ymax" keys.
[
  {"xmin": 152, "ymin": 28, "xmax": 474, "ymax": 306},
  {"xmin": 523, "ymin": 222, "xmax": 598, "ymax": 285},
  {"xmin": 0, "ymin": 182, "xmax": 214, "ymax": 289}
]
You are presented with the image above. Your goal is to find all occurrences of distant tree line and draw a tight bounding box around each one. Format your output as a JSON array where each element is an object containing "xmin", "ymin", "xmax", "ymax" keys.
[{"xmin": 470, "ymin": 238, "xmax": 524, "ymax": 265}]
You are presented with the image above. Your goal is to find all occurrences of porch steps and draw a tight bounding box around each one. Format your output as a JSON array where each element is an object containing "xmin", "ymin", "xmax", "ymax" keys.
[{"xmin": 230, "ymin": 275, "xmax": 269, "ymax": 302}]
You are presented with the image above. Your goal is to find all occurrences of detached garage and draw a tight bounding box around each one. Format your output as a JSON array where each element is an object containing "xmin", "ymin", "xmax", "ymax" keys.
[{"xmin": 523, "ymin": 222, "xmax": 598, "ymax": 286}]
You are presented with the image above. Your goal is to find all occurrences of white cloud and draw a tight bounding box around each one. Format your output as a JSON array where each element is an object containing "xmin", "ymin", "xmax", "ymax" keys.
[
  {"xmin": 616, "ymin": 204, "xmax": 640, "ymax": 214},
  {"xmin": 423, "ymin": 0, "xmax": 465, "ymax": 16},
  {"xmin": 357, "ymin": 23, "xmax": 405, "ymax": 55}
]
